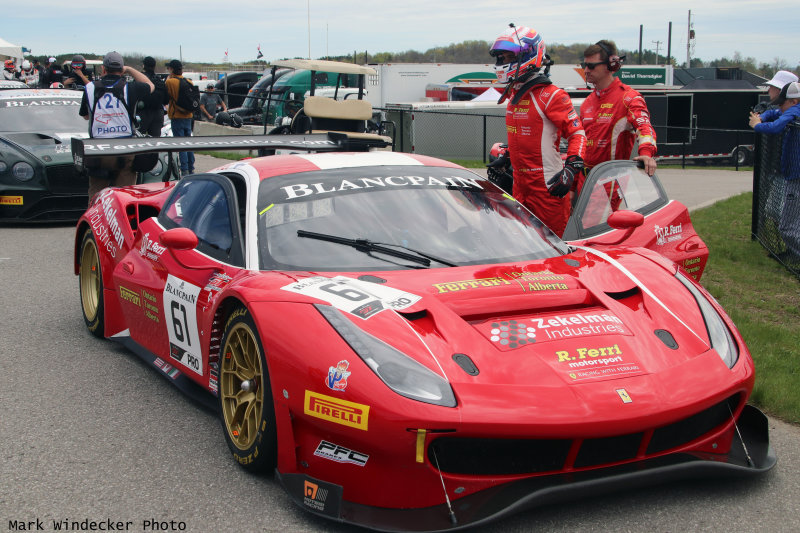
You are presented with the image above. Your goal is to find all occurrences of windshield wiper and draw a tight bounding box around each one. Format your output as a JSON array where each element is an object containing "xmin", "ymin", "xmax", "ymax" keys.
[{"xmin": 297, "ymin": 230, "xmax": 457, "ymax": 267}]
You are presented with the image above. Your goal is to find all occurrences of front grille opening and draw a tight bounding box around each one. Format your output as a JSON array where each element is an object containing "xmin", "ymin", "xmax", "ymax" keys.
[
  {"xmin": 428, "ymin": 437, "xmax": 571, "ymax": 475},
  {"xmin": 574, "ymin": 432, "xmax": 644, "ymax": 468},
  {"xmin": 647, "ymin": 393, "xmax": 741, "ymax": 455}
]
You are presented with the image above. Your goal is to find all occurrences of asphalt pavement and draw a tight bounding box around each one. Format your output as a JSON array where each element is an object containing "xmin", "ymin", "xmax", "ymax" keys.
[{"xmin": 3, "ymin": 162, "xmax": 795, "ymax": 533}]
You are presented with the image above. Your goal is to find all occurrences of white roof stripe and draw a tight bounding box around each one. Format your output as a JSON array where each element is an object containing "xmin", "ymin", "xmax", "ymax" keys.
[{"xmin": 297, "ymin": 151, "xmax": 425, "ymax": 169}]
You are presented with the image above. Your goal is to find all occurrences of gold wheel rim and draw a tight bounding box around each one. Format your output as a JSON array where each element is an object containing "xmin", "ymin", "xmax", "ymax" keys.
[
  {"xmin": 79, "ymin": 237, "xmax": 100, "ymax": 322},
  {"xmin": 221, "ymin": 322, "xmax": 264, "ymax": 451}
]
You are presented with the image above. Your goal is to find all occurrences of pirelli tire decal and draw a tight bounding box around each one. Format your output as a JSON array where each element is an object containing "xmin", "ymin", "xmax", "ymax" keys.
[{"xmin": 162, "ymin": 274, "xmax": 203, "ymax": 376}]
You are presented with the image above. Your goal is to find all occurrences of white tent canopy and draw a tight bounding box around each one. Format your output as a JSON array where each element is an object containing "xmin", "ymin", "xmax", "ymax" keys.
[
  {"xmin": 0, "ymin": 37, "xmax": 23, "ymax": 60},
  {"xmin": 472, "ymin": 87, "xmax": 502, "ymax": 102}
]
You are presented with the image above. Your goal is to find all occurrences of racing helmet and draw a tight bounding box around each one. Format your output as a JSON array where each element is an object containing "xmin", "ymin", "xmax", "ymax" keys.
[
  {"xmin": 489, "ymin": 26, "xmax": 546, "ymax": 84},
  {"xmin": 4, "ymin": 59, "xmax": 14, "ymax": 70},
  {"xmin": 21, "ymin": 60, "xmax": 31, "ymax": 71}
]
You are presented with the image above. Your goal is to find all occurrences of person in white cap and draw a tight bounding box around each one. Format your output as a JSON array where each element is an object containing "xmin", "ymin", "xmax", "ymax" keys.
[
  {"xmin": 749, "ymin": 81, "xmax": 800, "ymax": 263},
  {"xmin": 765, "ymin": 70, "xmax": 799, "ymax": 102}
]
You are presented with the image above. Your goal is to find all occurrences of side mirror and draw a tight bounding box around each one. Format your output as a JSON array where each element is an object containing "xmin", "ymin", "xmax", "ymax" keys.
[
  {"xmin": 160, "ymin": 227, "xmax": 198, "ymax": 250},
  {"xmin": 585, "ymin": 210, "xmax": 644, "ymax": 246},
  {"xmin": 607, "ymin": 210, "xmax": 644, "ymax": 230}
]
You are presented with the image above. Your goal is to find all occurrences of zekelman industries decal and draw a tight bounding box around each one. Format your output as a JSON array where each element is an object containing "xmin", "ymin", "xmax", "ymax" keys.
[
  {"xmin": 280, "ymin": 174, "xmax": 482, "ymax": 200},
  {"xmin": 433, "ymin": 270, "xmax": 568, "ymax": 294},
  {"xmin": 326, "ymin": 360, "xmax": 351, "ymax": 392},
  {"xmin": 654, "ymin": 222, "xmax": 683, "ymax": 245},
  {"xmin": 86, "ymin": 189, "xmax": 125, "ymax": 258},
  {"xmin": 282, "ymin": 276, "xmax": 420, "ymax": 319},
  {"xmin": 476, "ymin": 309, "xmax": 631, "ymax": 350},
  {"xmin": 162, "ymin": 275, "xmax": 203, "ymax": 376},
  {"xmin": 554, "ymin": 342, "xmax": 644, "ymax": 382}
]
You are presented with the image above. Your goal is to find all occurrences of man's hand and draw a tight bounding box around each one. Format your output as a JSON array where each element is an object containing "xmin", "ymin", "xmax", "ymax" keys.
[
  {"xmin": 748, "ymin": 111, "xmax": 762, "ymax": 129},
  {"xmin": 547, "ymin": 155, "xmax": 583, "ymax": 198},
  {"xmin": 633, "ymin": 155, "xmax": 657, "ymax": 176}
]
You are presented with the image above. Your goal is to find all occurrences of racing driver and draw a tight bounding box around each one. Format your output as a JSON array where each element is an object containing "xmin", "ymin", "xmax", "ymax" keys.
[
  {"xmin": 580, "ymin": 40, "xmax": 658, "ymax": 175},
  {"xmin": 490, "ymin": 25, "xmax": 586, "ymax": 237}
]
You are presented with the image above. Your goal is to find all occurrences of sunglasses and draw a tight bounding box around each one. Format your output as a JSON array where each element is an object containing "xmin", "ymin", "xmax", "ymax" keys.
[{"xmin": 581, "ymin": 61, "xmax": 605, "ymax": 70}]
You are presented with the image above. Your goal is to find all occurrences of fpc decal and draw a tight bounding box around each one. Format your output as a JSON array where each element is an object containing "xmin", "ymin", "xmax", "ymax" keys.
[
  {"xmin": 304, "ymin": 390, "xmax": 369, "ymax": 431},
  {"xmin": 314, "ymin": 440, "xmax": 369, "ymax": 466},
  {"xmin": 326, "ymin": 360, "xmax": 351, "ymax": 392}
]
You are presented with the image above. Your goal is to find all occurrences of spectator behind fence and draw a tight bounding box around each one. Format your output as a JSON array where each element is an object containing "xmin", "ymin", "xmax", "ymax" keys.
[
  {"xmin": 200, "ymin": 82, "xmax": 226, "ymax": 122},
  {"xmin": 764, "ymin": 70, "xmax": 798, "ymax": 103},
  {"xmin": 750, "ymin": 82, "xmax": 800, "ymax": 263}
]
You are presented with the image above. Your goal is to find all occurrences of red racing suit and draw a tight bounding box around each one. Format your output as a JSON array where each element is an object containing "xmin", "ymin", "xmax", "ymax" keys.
[
  {"xmin": 579, "ymin": 77, "xmax": 657, "ymax": 169},
  {"xmin": 505, "ymin": 80, "xmax": 586, "ymax": 237}
]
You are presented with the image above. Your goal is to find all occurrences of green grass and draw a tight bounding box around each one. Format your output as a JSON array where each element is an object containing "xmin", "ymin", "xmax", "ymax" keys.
[
  {"xmin": 691, "ymin": 192, "xmax": 800, "ymax": 424},
  {"xmin": 205, "ymin": 151, "xmax": 252, "ymax": 161}
]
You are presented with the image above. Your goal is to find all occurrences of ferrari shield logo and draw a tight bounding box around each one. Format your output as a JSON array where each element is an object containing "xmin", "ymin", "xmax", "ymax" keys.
[{"xmin": 616, "ymin": 388, "xmax": 633, "ymax": 403}]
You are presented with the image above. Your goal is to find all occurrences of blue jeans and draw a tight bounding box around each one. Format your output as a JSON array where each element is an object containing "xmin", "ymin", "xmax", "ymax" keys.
[{"xmin": 171, "ymin": 118, "xmax": 195, "ymax": 173}]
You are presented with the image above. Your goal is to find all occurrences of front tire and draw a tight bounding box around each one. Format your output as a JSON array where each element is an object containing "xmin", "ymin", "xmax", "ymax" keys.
[
  {"xmin": 219, "ymin": 306, "xmax": 277, "ymax": 472},
  {"xmin": 79, "ymin": 231, "xmax": 104, "ymax": 337}
]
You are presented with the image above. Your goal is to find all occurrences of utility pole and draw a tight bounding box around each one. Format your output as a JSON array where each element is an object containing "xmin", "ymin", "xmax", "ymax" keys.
[
  {"xmin": 686, "ymin": 10, "xmax": 694, "ymax": 67},
  {"xmin": 652, "ymin": 40, "xmax": 662, "ymax": 64},
  {"xmin": 307, "ymin": 0, "xmax": 311, "ymax": 59}
]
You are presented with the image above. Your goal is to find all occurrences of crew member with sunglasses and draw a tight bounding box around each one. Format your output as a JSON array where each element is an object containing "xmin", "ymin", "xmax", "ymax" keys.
[{"xmin": 579, "ymin": 40, "xmax": 657, "ymax": 176}]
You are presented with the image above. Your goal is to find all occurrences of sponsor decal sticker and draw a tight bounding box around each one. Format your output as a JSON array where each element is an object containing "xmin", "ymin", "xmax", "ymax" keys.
[
  {"xmin": 141, "ymin": 289, "xmax": 160, "ymax": 322},
  {"xmin": 304, "ymin": 390, "xmax": 369, "ymax": 431},
  {"xmin": 313, "ymin": 440, "xmax": 369, "ymax": 466},
  {"xmin": 554, "ymin": 343, "xmax": 644, "ymax": 382},
  {"xmin": 119, "ymin": 286, "xmax": 141, "ymax": 306},
  {"xmin": 204, "ymin": 272, "xmax": 232, "ymax": 292},
  {"xmin": 616, "ymin": 388, "xmax": 633, "ymax": 403},
  {"xmin": 139, "ymin": 232, "xmax": 167, "ymax": 262},
  {"xmin": 300, "ymin": 477, "xmax": 343, "ymax": 517},
  {"xmin": 282, "ymin": 275, "xmax": 420, "ymax": 319},
  {"xmin": 163, "ymin": 275, "xmax": 203, "ymax": 376},
  {"xmin": 654, "ymin": 223, "xmax": 683, "ymax": 245},
  {"xmin": 433, "ymin": 270, "xmax": 568, "ymax": 294},
  {"xmin": 0, "ymin": 195, "xmax": 23, "ymax": 206},
  {"xmin": 476, "ymin": 309, "xmax": 630, "ymax": 349},
  {"xmin": 326, "ymin": 360, "xmax": 351, "ymax": 392}
]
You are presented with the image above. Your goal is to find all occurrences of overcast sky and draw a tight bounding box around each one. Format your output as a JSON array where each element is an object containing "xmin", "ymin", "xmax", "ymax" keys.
[{"xmin": 7, "ymin": 1, "xmax": 800, "ymax": 68}]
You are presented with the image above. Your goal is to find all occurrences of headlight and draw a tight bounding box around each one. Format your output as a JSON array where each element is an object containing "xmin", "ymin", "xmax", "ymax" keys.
[
  {"xmin": 676, "ymin": 272, "xmax": 739, "ymax": 368},
  {"xmin": 316, "ymin": 304, "xmax": 457, "ymax": 407},
  {"xmin": 12, "ymin": 162, "xmax": 35, "ymax": 181}
]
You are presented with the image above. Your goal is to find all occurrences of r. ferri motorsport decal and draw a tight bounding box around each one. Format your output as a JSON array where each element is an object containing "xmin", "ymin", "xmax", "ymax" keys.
[{"xmin": 281, "ymin": 276, "xmax": 421, "ymax": 319}]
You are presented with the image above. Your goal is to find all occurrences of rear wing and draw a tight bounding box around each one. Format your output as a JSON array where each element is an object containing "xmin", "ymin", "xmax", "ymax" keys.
[{"xmin": 71, "ymin": 132, "xmax": 391, "ymax": 177}]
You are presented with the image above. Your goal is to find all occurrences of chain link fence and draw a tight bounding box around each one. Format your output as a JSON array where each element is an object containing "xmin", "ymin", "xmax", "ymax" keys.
[{"xmin": 752, "ymin": 121, "xmax": 800, "ymax": 276}]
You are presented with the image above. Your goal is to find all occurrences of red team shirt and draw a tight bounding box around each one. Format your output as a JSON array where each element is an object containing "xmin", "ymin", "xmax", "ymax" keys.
[
  {"xmin": 579, "ymin": 77, "xmax": 657, "ymax": 168},
  {"xmin": 505, "ymin": 82, "xmax": 586, "ymax": 236}
]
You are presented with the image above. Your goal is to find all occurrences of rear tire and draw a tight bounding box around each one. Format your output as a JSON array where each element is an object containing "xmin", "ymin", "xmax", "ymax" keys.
[
  {"xmin": 219, "ymin": 306, "xmax": 277, "ymax": 472},
  {"xmin": 733, "ymin": 147, "xmax": 752, "ymax": 166},
  {"xmin": 78, "ymin": 231, "xmax": 104, "ymax": 337}
]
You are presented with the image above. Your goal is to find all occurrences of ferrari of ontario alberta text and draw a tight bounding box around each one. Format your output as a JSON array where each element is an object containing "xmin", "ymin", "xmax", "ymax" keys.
[{"xmin": 73, "ymin": 134, "xmax": 774, "ymax": 532}]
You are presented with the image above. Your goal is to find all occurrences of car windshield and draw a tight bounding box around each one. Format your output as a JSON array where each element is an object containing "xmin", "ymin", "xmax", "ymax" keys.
[
  {"xmin": 0, "ymin": 92, "xmax": 84, "ymax": 133},
  {"xmin": 257, "ymin": 165, "xmax": 568, "ymax": 271}
]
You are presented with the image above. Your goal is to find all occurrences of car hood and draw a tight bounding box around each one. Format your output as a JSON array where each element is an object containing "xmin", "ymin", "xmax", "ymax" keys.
[
  {"xmin": 258, "ymin": 247, "xmax": 741, "ymax": 427},
  {"xmin": 1, "ymin": 131, "xmax": 88, "ymax": 164}
]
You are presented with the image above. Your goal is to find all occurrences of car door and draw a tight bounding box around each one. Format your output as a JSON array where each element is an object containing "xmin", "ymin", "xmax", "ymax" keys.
[
  {"xmin": 113, "ymin": 174, "xmax": 245, "ymax": 383},
  {"xmin": 563, "ymin": 160, "xmax": 709, "ymax": 280}
]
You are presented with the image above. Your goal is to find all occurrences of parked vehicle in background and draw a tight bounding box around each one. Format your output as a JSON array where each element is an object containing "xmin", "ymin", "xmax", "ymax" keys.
[
  {"xmin": 214, "ymin": 71, "xmax": 260, "ymax": 109},
  {"xmin": 0, "ymin": 88, "xmax": 173, "ymax": 222}
]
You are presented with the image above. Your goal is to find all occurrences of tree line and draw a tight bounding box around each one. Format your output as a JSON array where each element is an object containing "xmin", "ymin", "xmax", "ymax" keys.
[{"xmin": 32, "ymin": 41, "xmax": 797, "ymax": 80}]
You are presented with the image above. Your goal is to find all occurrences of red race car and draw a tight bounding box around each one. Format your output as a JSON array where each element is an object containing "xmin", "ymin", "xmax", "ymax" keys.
[{"xmin": 73, "ymin": 134, "xmax": 773, "ymax": 531}]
